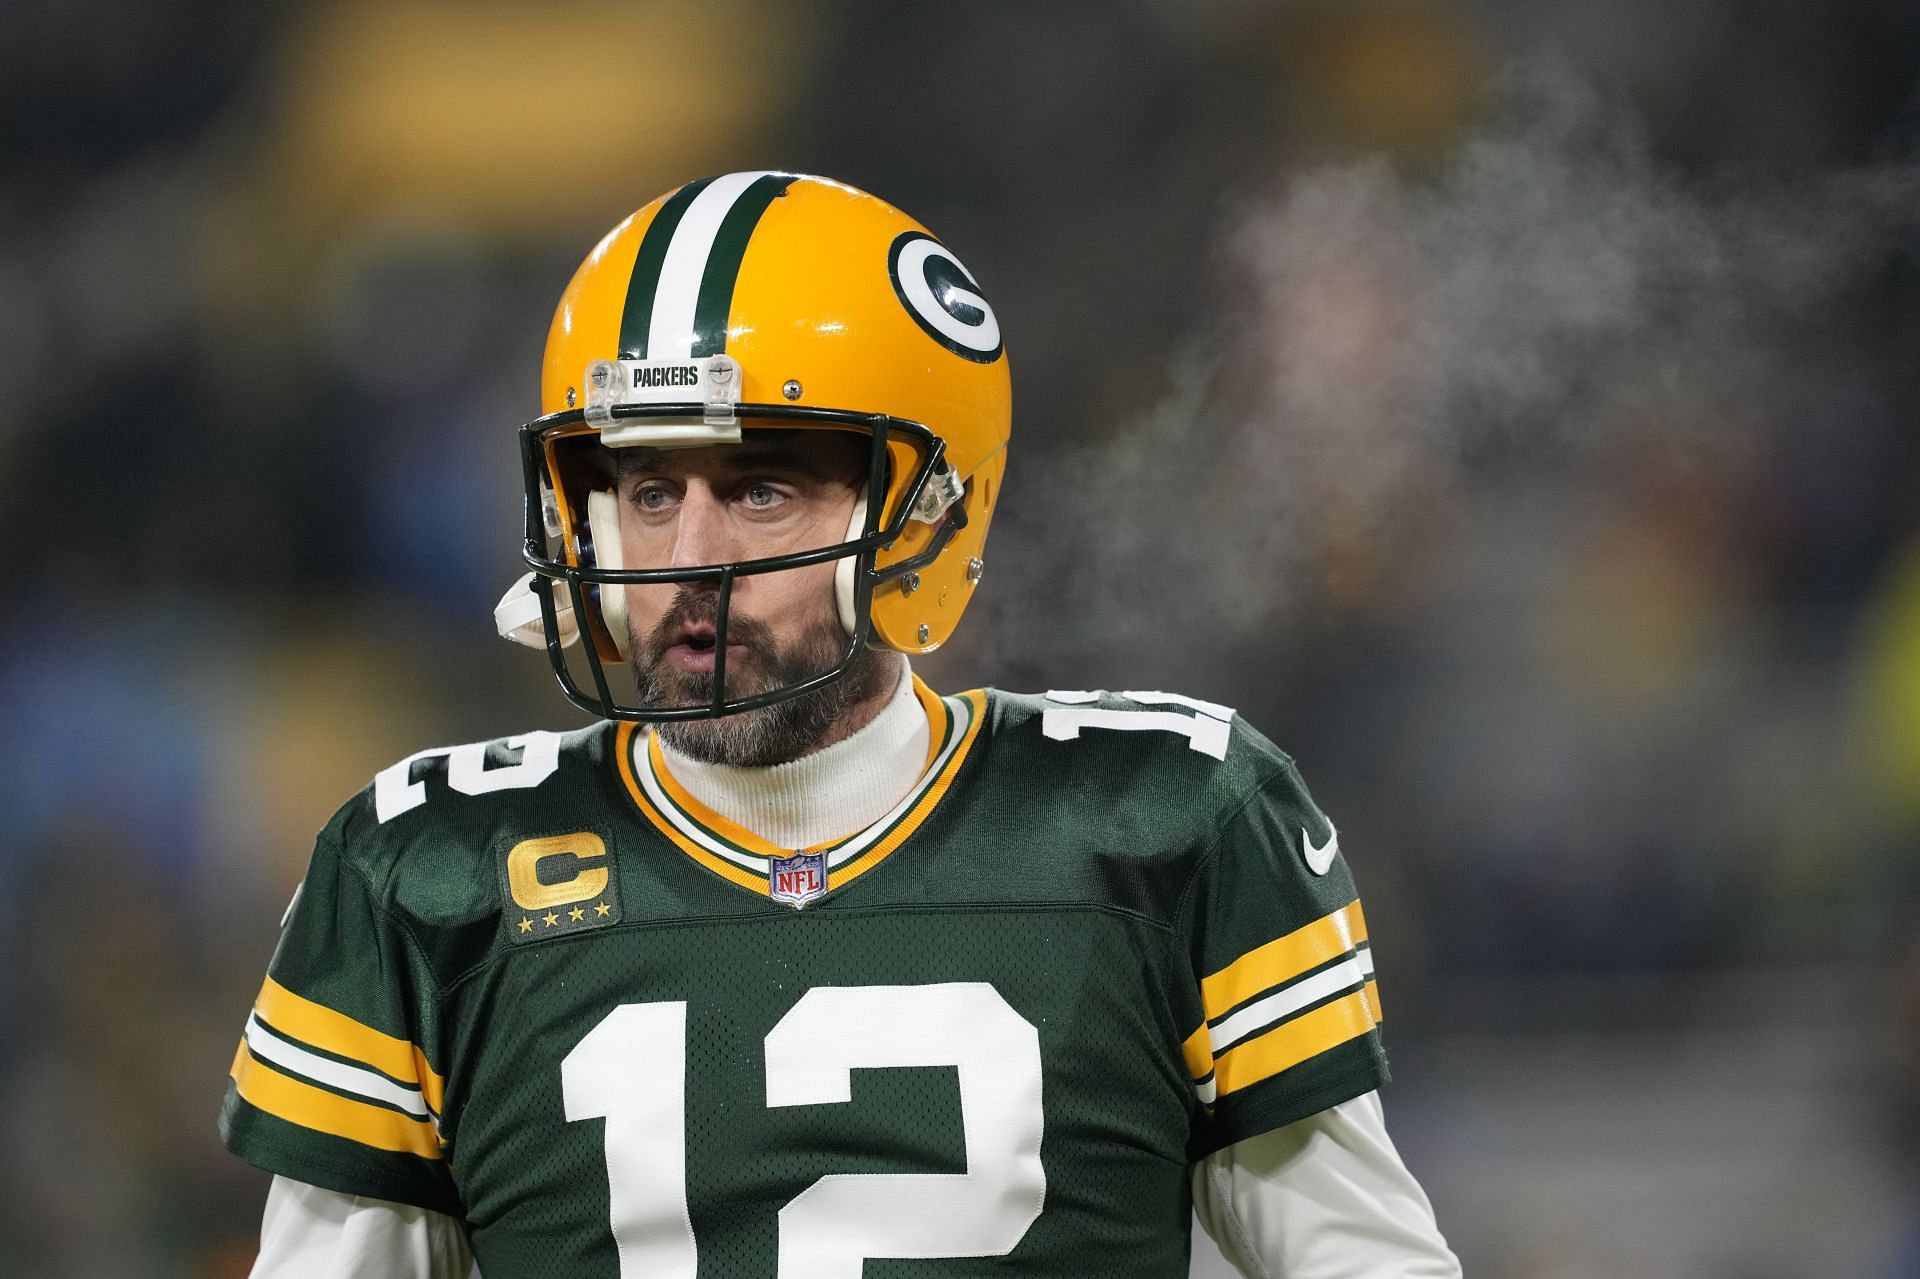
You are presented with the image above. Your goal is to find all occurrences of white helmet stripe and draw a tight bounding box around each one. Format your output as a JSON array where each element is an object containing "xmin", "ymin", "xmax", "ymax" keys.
[{"xmin": 646, "ymin": 170, "xmax": 782, "ymax": 360}]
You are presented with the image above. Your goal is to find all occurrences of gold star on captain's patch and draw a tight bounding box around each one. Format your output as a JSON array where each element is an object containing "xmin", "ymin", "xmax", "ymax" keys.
[
  {"xmin": 568, "ymin": 905, "xmax": 586, "ymax": 922},
  {"xmin": 543, "ymin": 911, "xmax": 560, "ymax": 927},
  {"xmin": 595, "ymin": 901, "xmax": 611, "ymax": 917},
  {"xmin": 518, "ymin": 917, "xmax": 533, "ymax": 934}
]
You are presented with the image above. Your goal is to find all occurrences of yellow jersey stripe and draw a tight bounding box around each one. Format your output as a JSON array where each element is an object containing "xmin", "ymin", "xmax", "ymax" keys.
[
  {"xmin": 1359, "ymin": 971, "xmax": 1384, "ymax": 1024},
  {"xmin": 1211, "ymin": 981, "xmax": 1382, "ymax": 1098},
  {"xmin": 1200, "ymin": 900, "xmax": 1368, "ymax": 1022},
  {"xmin": 1181, "ymin": 1023, "xmax": 1214, "ymax": 1081},
  {"xmin": 253, "ymin": 976, "xmax": 446, "ymax": 1116},
  {"xmin": 910, "ymin": 677, "xmax": 947, "ymax": 771},
  {"xmin": 615, "ymin": 723, "xmax": 772, "ymax": 891},
  {"xmin": 230, "ymin": 1041, "xmax": 443, "ymax": 1159}
]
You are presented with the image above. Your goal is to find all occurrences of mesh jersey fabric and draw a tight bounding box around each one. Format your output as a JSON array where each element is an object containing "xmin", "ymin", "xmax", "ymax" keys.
[{"xmin": 220, "ymin": 687, "xmax": 1389, "ymax": 1277}]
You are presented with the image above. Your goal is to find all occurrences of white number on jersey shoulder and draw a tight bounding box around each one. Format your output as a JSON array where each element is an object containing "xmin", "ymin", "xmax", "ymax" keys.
[
  {"xmin": 373, "ymin": 732, "xmax": 563, "ymax": 823},
  {"xmin": 1041, "ymin": 690, "xmax": 1235, "ymax": 760}
]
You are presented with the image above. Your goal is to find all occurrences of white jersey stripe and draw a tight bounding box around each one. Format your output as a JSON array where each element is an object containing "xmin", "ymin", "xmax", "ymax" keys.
[
  {"xmin": 646, "ymin": 170, "xmax": 778, "ymax": 360},
  {"xmin": 1208, "ymin": 952, "xmax": 1374, "ymax": 1055},
  {"xmin": 245, "ymin": 1015, "xmax": 432, "ymax": 1120}
]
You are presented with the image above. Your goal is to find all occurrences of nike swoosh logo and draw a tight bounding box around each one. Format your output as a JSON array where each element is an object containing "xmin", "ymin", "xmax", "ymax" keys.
[{"xmin": 1302, "ymin": 824, "xmax": 1339, "ymax": 876}]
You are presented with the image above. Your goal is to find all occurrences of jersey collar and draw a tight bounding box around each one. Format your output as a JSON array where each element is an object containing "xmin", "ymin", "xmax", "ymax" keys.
[{"xmin": 614, "ymin": 677, "xmax": 986, "ymax": 903}]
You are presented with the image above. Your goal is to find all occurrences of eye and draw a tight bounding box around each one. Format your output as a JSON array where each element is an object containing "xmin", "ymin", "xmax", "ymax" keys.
[
  {"xmin": 631, "ymin": 482, "xmax": 675, "ymax": 512},
  {"xmin": 742, "ymin": 482, "xmax": 781, "ymax": 509}
]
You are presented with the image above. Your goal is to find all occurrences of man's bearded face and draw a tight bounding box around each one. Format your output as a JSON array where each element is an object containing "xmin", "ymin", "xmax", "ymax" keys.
[
  {"xmin": 609, "ymin": 430, "xmax": 892, "ymax": 765},
  {"xmin": 630, "ymin": 587, "xmax": 893, "ymax": 767}
]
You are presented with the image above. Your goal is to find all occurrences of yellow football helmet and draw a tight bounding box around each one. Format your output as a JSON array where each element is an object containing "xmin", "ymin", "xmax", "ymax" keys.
[{"xmin": 499, "ymin": 172, "xmax": 1010, "ymax": 720}]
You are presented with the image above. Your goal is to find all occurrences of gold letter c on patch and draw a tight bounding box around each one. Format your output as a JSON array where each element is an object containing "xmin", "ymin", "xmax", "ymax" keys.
[{"xmin": 507, "ymin": 833, "xmax": 610, "ymax": 911}]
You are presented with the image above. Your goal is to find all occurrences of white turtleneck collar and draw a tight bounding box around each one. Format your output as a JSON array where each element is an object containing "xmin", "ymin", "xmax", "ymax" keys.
[{"xmin": 653, "ymin": 662, "xmax": 929, "ymax": 850}]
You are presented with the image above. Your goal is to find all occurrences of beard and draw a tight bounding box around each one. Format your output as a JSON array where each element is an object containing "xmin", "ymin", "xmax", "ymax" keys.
[{"xmin": 629, "ymin": 588, "xmax": 896, "ymax": 767}]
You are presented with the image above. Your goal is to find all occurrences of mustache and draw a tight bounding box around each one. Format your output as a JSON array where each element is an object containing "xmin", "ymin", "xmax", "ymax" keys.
[{"xmin": 637, "ymin": 587, "xmax": 774, "ymax": 659}]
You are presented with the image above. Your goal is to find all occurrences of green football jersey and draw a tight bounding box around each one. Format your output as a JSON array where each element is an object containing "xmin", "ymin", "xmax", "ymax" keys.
[{"xmin": 221, "ymin": 683, "xmax": 1389, "ymax": 1276}]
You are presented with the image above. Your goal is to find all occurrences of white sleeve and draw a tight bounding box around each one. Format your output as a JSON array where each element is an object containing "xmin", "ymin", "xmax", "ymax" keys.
[
  {"xmin": 1192, "ymin": 1091, "xmax": 1460, "ymax": 1279},
  {"xmin": 251, "ymin": 1176, "xmax": 477, "ymax": 1279}
]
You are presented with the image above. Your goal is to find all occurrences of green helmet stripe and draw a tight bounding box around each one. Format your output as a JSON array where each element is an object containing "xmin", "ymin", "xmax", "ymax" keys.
[
  {"xmin": 689, "ymin": 172, "xmax": 797, "ymax": 357},
  {"xmin": 618, "ymin": 176, "xmax": 714, "ymax": 360}
]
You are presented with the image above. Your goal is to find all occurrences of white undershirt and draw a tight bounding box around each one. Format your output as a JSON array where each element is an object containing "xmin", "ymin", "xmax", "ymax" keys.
[
  {"xmin": 655, "ymin": 658, "xmax": 928, "ymax": 847},
  {"xmin": 1193, "ymin": 1092, "xmax": 1460, "ymax": 1278},
  {"xmin": 249, "ymin": 665, "xmax": 1458, "ymax": 1277}
]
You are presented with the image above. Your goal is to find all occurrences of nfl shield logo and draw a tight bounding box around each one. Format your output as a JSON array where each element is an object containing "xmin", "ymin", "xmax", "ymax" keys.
[{"xmin": 769, "ymin": 851, "xmax": 828, "ymax": 909}]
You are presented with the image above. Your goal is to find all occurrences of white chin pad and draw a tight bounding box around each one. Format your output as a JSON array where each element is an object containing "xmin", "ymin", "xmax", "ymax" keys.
[
  {"xmin": 835, "ymin": 495, "xmax": 867, "ymax": 635},
  {"xmin": 494, "ymin": 572, "xmax": 579, "ymax": 650},
  {"xmin": 586, "ymin": 489, "xmax": 631, "ymax": 660}
]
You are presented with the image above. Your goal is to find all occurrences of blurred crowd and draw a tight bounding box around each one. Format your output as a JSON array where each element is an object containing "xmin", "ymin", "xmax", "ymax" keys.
[{"xmin": 1, "ymin": 1, "xmax": 1917, "ymax": 1274}]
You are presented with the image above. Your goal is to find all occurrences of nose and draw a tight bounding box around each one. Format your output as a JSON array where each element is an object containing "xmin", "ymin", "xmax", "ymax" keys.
[{"xmin": 666, "ymin": 483, "xmax": 737, "ymax": 570}]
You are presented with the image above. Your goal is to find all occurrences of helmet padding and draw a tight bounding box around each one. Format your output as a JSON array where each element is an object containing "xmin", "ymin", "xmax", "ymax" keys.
[{"xmin": 586, "ymin": 489, "xmax": 631, "ymax": 659}]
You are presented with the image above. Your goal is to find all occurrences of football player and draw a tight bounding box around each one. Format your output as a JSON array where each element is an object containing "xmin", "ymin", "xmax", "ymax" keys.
[{"xmin": 221, "ymin": 172, "xmax": 1460, "ymax": 1277}]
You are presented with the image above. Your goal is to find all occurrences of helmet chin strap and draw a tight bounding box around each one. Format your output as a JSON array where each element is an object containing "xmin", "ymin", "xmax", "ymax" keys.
[
  {"xmin": 586, "ymin": 490, "xmax": 632, "ymax": 659},
  {"xmin": 494, "ymin": 572, "xmax": 579, "ymax": 650},
  {"xmin": 835, "ymin": 495, "xmax": 867, "ymax": 635}
]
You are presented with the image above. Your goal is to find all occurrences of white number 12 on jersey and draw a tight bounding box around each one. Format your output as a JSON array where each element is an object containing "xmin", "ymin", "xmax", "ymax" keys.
[{"xmin": 561, "ymin": 982, "xmax": 1046, "ymax": 1278}]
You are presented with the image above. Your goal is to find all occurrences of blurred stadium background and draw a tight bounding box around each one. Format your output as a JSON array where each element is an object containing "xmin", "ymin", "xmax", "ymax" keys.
[{"xmin": 3, "ymin": 0, "xmax": 1918, "ymax": 1274}]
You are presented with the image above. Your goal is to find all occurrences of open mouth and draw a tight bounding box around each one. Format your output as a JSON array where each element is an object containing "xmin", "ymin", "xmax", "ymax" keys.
[{"xmin": 664, "ymin": 622, "xmax": 747, "ymax": 673}]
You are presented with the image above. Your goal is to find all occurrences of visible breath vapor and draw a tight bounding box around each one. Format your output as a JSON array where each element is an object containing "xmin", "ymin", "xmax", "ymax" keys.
[{"xmin": 981, "ymin": 59, "xmax": 1919, "ymax": 681}]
